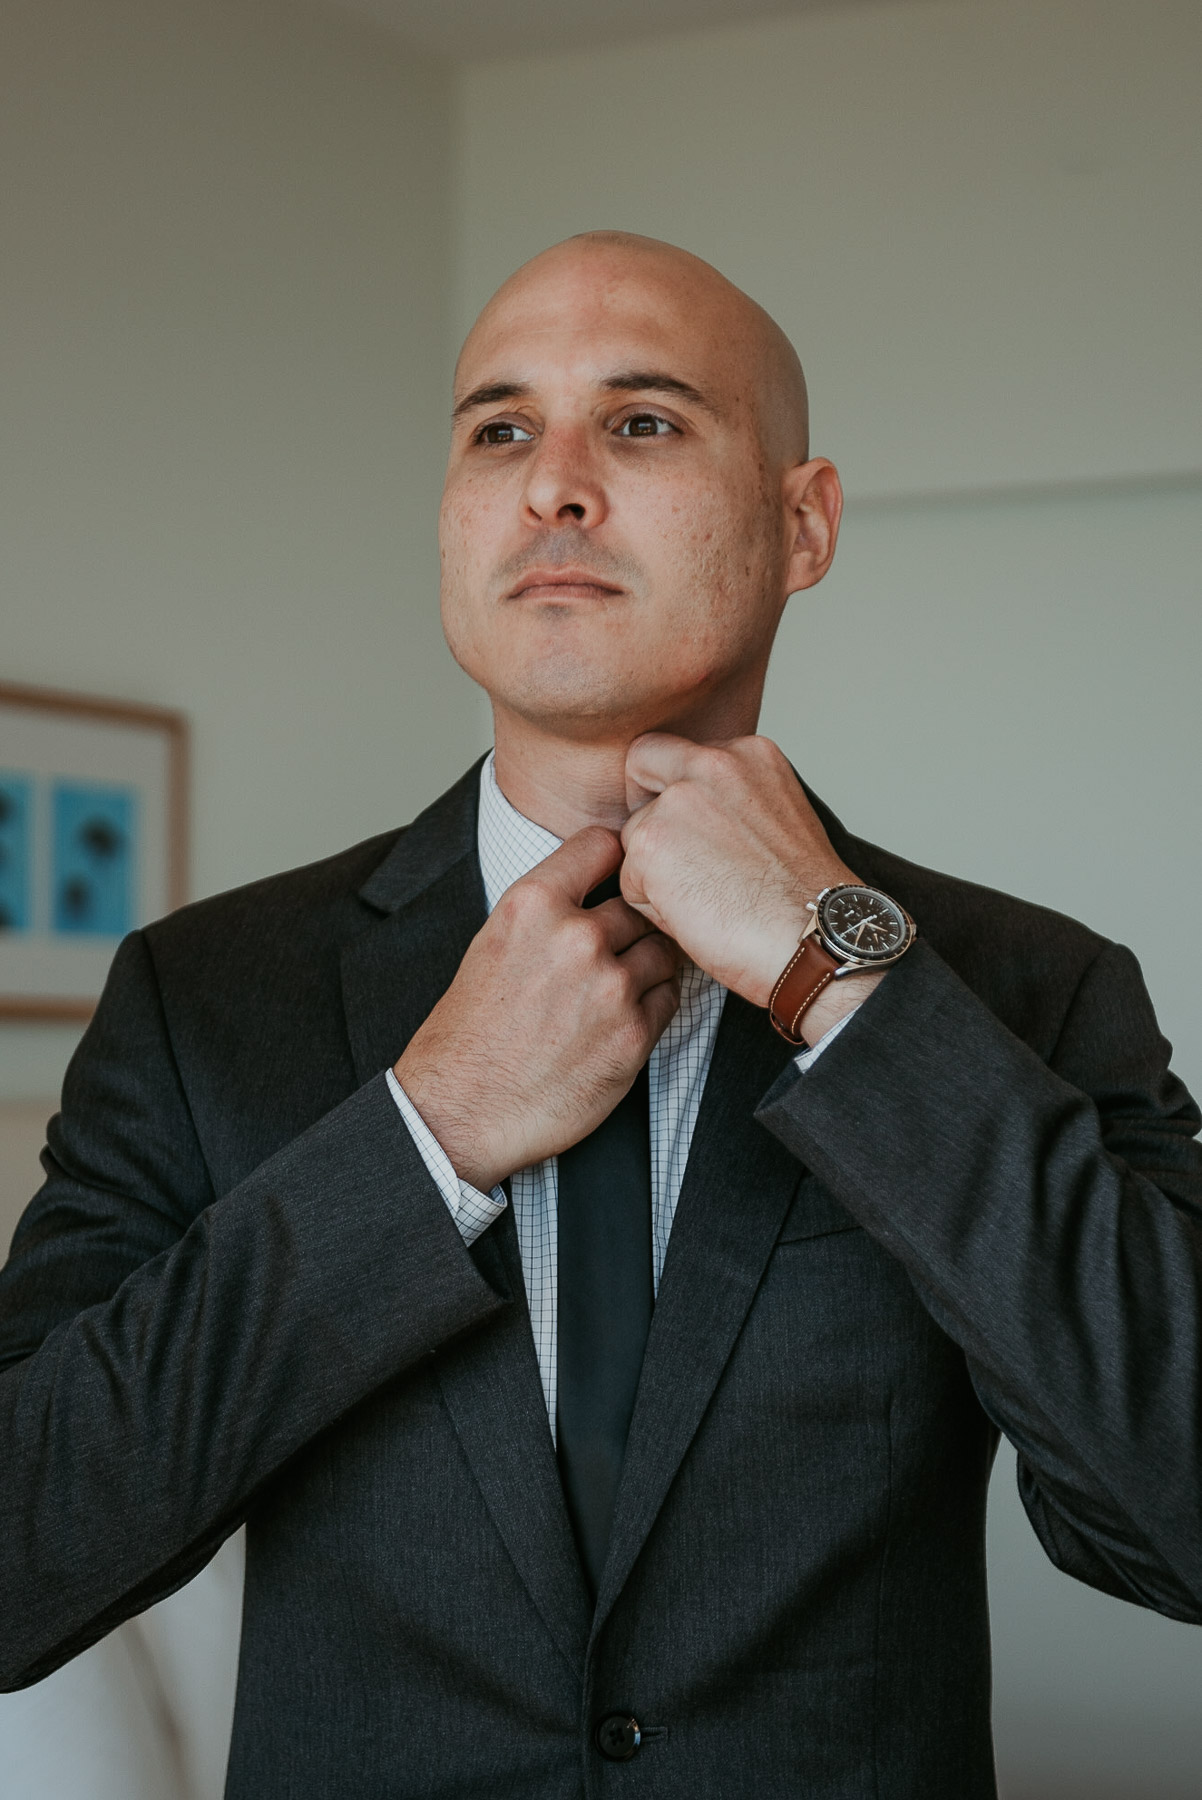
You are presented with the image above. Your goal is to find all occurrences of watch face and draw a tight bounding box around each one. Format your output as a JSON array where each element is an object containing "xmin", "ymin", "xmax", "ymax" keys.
[{"xmin": 818, "ymin": 885, "xmax": 911, "ymax": 963}]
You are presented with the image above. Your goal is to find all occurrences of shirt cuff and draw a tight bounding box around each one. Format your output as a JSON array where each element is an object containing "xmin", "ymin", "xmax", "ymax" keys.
[
  {"xmin": 792, "ymin": 1005, "xmax": 858, "ymax": 1074},
  {"xmin": 385, "ymin": 1067, "xmax": 507, "ymax": 1246}
]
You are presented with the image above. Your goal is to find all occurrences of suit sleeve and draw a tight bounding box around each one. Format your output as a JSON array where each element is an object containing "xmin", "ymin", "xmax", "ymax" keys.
[
  {"xmin": 0, "ymin": 930, "xmax": 505, "ymax": 1689},
  {"xmin": 755, "ymin": 938, "xmax": 1202, "ymax": 1623}
]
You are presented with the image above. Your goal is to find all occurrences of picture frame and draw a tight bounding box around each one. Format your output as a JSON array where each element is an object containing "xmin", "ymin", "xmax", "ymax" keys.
[{"xmin": 0, "ymin": 682, "xmax": 189, "ymax": 1021}]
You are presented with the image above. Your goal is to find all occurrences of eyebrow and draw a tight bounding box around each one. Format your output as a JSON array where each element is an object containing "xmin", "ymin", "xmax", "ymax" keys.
[
  {"xmin": 451, "ymin": 370, "xmax": 722, "ymax": 422},
  {"xmin": 599, "ymin": 370, "xmax": 722, "ymax": 417},
  {"xmin": 451, "ymin": 381, "xmax": 529, "ymax": 421}
]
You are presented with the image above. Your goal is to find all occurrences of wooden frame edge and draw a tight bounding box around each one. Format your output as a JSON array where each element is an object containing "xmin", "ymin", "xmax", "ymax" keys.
[
  {"xmin": 0, "ymin": 997, "xmax": 95, "ymax": 1023},
  {"xmin": 0, "ymin": 680, "xmax": 191, "ymax": 1023}
]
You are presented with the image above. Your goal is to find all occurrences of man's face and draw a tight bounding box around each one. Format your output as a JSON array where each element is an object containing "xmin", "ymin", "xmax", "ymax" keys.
[{"xmin": 439, "ymin": 247, "xmax": 798, "ymax": 742}]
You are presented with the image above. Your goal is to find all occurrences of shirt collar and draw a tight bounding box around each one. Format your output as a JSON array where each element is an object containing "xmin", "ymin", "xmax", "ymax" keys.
[{"xmin": 477, "ymin": 750, "xmax": 562, "ymax": 913}]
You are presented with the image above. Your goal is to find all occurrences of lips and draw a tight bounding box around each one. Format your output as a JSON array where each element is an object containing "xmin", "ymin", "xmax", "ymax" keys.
[{"xmin": 507, "ymin": 568, "xmax": 625, "ymax": 599}]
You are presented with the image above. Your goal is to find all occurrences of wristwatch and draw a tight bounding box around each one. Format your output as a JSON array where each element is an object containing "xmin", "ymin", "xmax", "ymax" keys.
[{"xmin": 768, "ymin": 883, "xmax": 916, "ymax": 1045}]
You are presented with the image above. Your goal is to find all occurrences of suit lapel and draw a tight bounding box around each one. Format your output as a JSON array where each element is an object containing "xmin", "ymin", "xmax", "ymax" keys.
[
  {"xmin": 592, "ymin": 990, "xmax": 805, "ymax": 1633},
  {"xmin": 340, "ymin": 762, "xmax": 487, "ymax": 1086},
  {"xmin": 589, "ymin": 781, "xmax": 871, "ymax": 1627},
  {"xmin": 338, "ymin": 761, "xmax": 591, "ymax": 1676},
  {"xmin": 438, "ymin": 1207, "xmax": 594, "ymax": 1675}
]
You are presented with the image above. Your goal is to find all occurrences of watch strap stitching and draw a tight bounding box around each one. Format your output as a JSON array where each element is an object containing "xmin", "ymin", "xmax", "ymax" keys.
[{"xmin": 769, "ymin": 935, "xmax": 839, "ymax": 1045}]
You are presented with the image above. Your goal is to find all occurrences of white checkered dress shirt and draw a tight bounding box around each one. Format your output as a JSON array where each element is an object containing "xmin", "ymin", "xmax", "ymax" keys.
[{"xmin": 387, "ymin": 752, "xmax": 847, "ymax": 1435}]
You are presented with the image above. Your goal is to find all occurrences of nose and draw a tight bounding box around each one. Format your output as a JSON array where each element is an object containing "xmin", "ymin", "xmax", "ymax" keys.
[{"xmin": 521, "ymin": 424, "xmax": 607, "ymax": 530}]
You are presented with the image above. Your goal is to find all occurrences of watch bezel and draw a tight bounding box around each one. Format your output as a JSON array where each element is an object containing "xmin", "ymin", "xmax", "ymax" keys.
[{"xmin": 813, "ymin": 883, "xmax": 916, "ymax": 970}]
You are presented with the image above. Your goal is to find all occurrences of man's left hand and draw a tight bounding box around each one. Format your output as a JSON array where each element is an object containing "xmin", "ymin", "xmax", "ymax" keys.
[{"xmin": 621, "ymin": 733, "xmax": 883, "ymax": 1032}]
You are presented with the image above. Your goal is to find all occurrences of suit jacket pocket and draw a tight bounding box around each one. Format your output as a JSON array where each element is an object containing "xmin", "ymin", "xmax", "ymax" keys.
[{"xmin": 775, "ymin": 1176, "xmax": 863, "ymax": 1245}]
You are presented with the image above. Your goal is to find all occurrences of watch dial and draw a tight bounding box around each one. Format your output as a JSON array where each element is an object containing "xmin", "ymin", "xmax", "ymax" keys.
[{"xmin": 819, "ymin": 886, "xmax": 909, "ymax": 962}]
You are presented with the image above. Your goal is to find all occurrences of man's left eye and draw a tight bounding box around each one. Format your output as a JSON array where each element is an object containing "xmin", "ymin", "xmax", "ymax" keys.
[{"xmin": 616, "ymin": 414, "xmax": 674, "ymax": 438}]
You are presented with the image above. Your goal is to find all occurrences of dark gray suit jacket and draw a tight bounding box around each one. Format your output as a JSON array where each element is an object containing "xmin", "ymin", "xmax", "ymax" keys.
[{"xmin": 2, "ymin": 760, "xmax": 1201, "ymax": 1799}]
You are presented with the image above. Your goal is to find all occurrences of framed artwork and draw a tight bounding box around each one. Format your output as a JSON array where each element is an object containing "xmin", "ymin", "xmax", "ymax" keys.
[{"xmin": 0, "ymin": 683, "xmax": 189, "ymax": 1020}]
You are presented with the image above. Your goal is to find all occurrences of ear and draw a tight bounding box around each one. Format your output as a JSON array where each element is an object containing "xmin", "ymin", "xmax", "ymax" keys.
[{"xmin": 781, "ymin": 458, "xmax": 844, "ymax": 596}]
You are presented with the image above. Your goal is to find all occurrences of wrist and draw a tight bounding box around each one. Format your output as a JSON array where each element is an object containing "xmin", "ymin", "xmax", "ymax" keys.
[
  {"xmin": 746, "ymin": 863, "xmax": 862, "ymax": 1008},
  {"xmin": 393, "ymin": 1051, "xmax": 499, "ymax": 1193},
  {"xmin": 767, "ymin": 876, "xmax": 915, "ymax": 1045},
  {"xmin": 794, "ymin": 967, "xmax": 884, "ymax": 1048}
]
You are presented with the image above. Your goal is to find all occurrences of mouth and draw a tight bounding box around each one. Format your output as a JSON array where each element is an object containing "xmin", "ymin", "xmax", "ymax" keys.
[{"xmin": 506, "ymin": 567, "xmax": 626, "ymax": 602}]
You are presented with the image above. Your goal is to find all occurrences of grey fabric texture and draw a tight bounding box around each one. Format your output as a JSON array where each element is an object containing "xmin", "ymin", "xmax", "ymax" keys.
[{"xmin": 1, "ymin": 758, "xmax": 1200, "ymax": 1799}]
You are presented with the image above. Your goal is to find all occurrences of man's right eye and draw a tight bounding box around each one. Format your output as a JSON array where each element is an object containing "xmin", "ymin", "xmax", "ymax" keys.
[{"xmin": 475, "ymin": 421, "xmax": 534, "ymax": 445}]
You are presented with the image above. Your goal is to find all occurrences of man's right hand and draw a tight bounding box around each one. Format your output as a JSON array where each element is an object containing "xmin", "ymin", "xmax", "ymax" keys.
[{"xmin": 393, "ymin": 826, "xmax": 682, "ymax": 1193}]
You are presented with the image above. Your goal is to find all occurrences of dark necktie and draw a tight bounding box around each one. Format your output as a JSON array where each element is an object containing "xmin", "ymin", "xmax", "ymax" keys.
[{"xmin": 555, "ymin": 871, "xmax": 654, "ymax": 1598}]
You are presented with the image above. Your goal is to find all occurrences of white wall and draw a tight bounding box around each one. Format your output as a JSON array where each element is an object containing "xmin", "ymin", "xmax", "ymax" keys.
[
  {"xmin": 0, "ymin": 0, "xmax": 482, "ymax": 1100},
  {"xmin": 454, "ymin": 0, "xmax": 1201, "ymax": 501},
  {"xmin": 453, "ymin": 4, "xmax": 1202, "ymax": 1793}
]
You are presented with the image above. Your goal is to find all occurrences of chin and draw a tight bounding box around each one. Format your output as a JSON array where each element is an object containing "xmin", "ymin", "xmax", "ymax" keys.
[{"xmin": 496, "ymin": 662, "xmax": 666, "ymax": 735}]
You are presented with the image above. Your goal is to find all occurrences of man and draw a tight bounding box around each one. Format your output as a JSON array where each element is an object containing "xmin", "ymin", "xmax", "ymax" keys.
[{"xmin": 2, "ymin": 232, "xmax": 1201, "ymax": 1799}]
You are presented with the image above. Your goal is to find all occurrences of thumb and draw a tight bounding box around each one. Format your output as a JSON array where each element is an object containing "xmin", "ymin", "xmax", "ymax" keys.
[
  {"xmin": 625, "ymin": 730, "xmax": 695, "ymax": 813},
  {"xmin": 533, "ymin": 825, "xmax": 624, "ymax": 906}
]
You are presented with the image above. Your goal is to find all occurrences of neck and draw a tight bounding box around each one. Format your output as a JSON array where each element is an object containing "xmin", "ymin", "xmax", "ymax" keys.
[{"xmin": 489, "ymin": 689, "xmax": 764, "ymax": 840}]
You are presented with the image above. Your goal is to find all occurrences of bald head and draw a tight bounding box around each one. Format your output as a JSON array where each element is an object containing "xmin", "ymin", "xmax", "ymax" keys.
[
  {"xmin": 456, "ymin": 231, "xmax": 809, "ymax": 469},
  {"xmin": 439, "ymin": 228, "xmax": 841, "ymax": 751}
]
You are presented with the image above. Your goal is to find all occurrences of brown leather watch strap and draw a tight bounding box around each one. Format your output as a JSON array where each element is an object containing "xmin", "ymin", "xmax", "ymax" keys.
[{"xmin": 769, "ymin": 930, "xmax": 841, "ymax": 1045}]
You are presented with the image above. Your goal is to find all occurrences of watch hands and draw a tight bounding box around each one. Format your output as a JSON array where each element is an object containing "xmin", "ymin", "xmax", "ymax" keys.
[{"xmin": 848, "ymin": 914, "xmax": 892, "ymax": 947}]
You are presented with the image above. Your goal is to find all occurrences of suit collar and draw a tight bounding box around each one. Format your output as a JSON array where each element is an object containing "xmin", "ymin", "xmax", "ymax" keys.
[
  {"xmin": 800, "ymin": 775, "xmax": 858, "ymax": 871},
  {"xmin": 356, "ymin": 755, "xmax": 488, "ymax": 919},
  {"xmin": 341, "ymin": 761, "xmax": 488, "ymax": 1087},
  {"xmin": 353, "ymin": 754, "xmax": 855, "ymax": 919}
]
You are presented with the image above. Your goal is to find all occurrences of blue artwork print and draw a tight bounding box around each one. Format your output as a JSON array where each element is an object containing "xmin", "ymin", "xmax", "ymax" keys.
[
  {"xmin": 0, "ymin": 773, "xmax": 33, "ymax": 933},
  {"xmin": 52, "ymin": 783, "xmax": 137, "ymax": 937}
]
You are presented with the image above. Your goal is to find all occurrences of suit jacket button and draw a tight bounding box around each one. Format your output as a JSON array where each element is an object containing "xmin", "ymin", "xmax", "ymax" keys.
[{"xmin": 596, "ymin": 1714, "xmax": 642, "ymax": 1760}]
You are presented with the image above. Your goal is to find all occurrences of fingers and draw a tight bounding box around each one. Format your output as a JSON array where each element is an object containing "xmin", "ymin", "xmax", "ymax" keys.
[
  {"xmin": 617, "ymin": 928, "xmax": 682, "ymax": 997},
  {"xmin": 530, "ymin": 825, "xmax": 624, "ymax": 905},
  {"xmin": 640, "ymin": 970, "xmax": 683, "ymax": 1044},
  {"xmin": 590, "ymin": 895, "xmax": 661, "ymax": 954},
  {"xmin": 624, "ymin": 731, "xmax": 706, "ymax": 812}
]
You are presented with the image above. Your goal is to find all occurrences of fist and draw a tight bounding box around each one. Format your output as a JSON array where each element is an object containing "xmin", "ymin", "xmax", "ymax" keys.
[
  {"xmin": 394, "ymin": 825, "xmax": 681, "ymax": 1192},
  {"xmin": 619, "ymin": 733, "xmax": 862, "ymax": 1010}
]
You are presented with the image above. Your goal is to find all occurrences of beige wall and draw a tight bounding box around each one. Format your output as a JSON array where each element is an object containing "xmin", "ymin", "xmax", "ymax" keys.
[{"xmin": 0, "ymin": 0, "xmax": 483, "ymax": 1100}]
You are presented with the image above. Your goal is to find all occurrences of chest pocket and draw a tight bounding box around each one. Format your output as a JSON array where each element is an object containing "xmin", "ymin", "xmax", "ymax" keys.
[{"xmin": 775, "ymin": 1176, "xmax": 863, "ymax": 1246}]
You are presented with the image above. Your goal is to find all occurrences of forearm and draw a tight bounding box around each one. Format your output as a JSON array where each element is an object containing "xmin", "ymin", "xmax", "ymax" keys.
[
  {"xmin": 756, "ymin": 939, "xmax": 1202, "ymax": 1618},
  {"xmin": 0, "ymin": 1073, "xmax": 503, "ymax": 1689}
]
